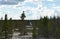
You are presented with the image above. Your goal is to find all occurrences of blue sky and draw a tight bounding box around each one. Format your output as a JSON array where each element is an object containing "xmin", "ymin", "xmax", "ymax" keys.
[{"xmin": 0, "ymin": 0, "xmax": 60, "ymax": 20}]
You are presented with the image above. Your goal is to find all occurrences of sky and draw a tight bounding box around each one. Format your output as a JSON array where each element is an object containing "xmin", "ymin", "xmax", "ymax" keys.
[{"xmin": 0, "ymin": 0, "xmax": 60, "ymax": 20}]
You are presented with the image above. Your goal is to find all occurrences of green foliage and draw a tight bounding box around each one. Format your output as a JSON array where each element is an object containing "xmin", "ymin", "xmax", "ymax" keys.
[
  {"xmin": 0, "ymin": 15, "xmax": 60, "ymax": 39},
  {"xmin": 38, "ymin": 16, "xmax": 49, "ymax": 38},
  {"xmin": 20, "ymin": 11, "xmax": 26, "ymax": 20},
  {"xmin": 37, "ymin": 16, "xmax": 60, "ymax": 38},
  {"xmin": 55, "ymin": 28, "xmax": 60, "ymax": 39},
  {"xmin": 32, "ymin": 21, "xmax": 37, "ymax": 38}
]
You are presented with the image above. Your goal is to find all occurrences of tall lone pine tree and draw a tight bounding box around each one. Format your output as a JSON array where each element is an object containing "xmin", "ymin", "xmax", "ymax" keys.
[
  {"xmin": 20, "ymin": 11, "xmax": 26, "ymax": 20},
  {"xmin": 19, "ymin": 11, "xmax": 26, "ymax": 35}
]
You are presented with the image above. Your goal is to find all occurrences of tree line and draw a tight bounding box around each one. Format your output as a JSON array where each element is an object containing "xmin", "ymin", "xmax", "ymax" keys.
[
  {"xmin": 0, "ymin": 11, "xmax": 60, "ymax": 39},
  {"xmin": 32, "ymin": 16, "xmax": 60, "ymax": 39}
]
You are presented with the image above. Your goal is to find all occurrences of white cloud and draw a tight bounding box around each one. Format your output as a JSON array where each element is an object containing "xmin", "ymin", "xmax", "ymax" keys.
[
  {"xmin": 47, "ymin": 0, "xmax": 54, "ymax": 2},
  {"xmin": 0, "ymin": 0, "xmax": 59, "ymax": 20},
  {"xmin": 42, "ymin": 0, "xmax": 54, "ymax": 2},
  {"xmin": 41, "ymin": 9, "xmax": 54, "ymax": 18},
  {"xmin": 53, "ymin": 6, "xmax": 60, "ymax": 16}
]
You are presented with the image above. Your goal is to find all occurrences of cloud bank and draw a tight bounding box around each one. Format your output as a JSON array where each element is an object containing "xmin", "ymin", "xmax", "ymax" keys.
[{"xmin": 0, "ymin": 0, "xmax": 25, "ymax": 5}]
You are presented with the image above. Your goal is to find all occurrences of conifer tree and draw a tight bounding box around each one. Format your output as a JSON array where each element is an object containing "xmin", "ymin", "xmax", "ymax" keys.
[
  {"xmin": 20, "ymin": 11, "xmax": 26, "ymax": 20},
  {"xmin": 2, "ymin": 14, "xmax": 8, "ymax": 39},
  {"xmin": 19, "ymin": 11, "xmax": 26, "ymax": 35}
]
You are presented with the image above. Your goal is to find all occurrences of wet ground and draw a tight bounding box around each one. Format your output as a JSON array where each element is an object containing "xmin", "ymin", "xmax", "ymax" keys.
[
  {"xmin": 12, "ymin": 32, "xmax": 58, "ymax": 39},
  {"xmin": 12, "ymin": 32, "xmax": 32, "ymax": 39}
]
